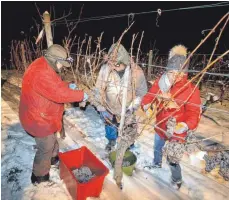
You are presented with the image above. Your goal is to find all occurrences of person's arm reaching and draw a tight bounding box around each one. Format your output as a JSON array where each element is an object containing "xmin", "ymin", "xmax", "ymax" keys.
[{"xmin": 32, "ymin": 73, "xmax": 84, "ymax": 103}]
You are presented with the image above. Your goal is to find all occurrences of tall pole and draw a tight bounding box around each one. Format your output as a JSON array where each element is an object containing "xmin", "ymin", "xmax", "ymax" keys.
[
  {"xmin": 43, "ymin": 11, "xmax": 66, "ymax": 139},
  {"xmin": 43, "ymin": 11, "xmax": 53, "ymax": 48},
  {"xmin": 20, "ymin": 42, "xmax": 27, "ymax": 71},
  {"xmin": 147, "ymin": 50, "xmax": 153, "ymax": 81}
]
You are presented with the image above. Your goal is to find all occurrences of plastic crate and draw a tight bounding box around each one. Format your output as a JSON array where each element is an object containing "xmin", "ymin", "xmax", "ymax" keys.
[{"xmin": 59, "ymin": 146, "xmax": 109, "ymax": 200}]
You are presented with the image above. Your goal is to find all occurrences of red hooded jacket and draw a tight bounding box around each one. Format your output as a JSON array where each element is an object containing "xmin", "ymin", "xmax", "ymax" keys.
[
  {"xmin": 19, "ymin": 57, "xmax": 84, "ymax": 137},
  {"xmin": 141, "ymin": 75, "xmax": 201, "ymax": 142}
]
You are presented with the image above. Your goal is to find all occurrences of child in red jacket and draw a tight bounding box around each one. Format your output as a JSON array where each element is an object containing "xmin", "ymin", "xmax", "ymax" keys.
[{"xmin": 141, "ymin": 45, "xmax": 201, "ymax": 189}]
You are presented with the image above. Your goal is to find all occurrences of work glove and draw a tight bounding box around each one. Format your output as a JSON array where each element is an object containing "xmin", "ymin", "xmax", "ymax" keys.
[
  {"xmin": 83, "ymin": 93, "xmax": 88, "ymax": 102},
  {"xmin": 141, "ymin": 103, "xmax": 154, "ymax": 117},
  {"xmin": 127, "ymin": 97, "xmax": 141, "ymax": 113},
  {"xmin": 170, "ymin": 122, "xmax": 189, "ymax": 143},
  {"xmin": 96, "ymin": 105, "xmax": 106, "ymax": 112},
  {"xmin": 174, "ymin": 122, "xmax": 189, "ymax": 134},
  {"xmin": 69, "ymin": 83, "xmax": 78, "ymax": 90},
  {"xmin": 142, "ymin": 104, "xmax": 151, "ymax": 111}
]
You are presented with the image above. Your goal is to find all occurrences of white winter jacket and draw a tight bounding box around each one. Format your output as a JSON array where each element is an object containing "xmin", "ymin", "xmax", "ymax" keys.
[{"xmin": 95, "ymin": 63, "xmax": 147, "ymax": 116}]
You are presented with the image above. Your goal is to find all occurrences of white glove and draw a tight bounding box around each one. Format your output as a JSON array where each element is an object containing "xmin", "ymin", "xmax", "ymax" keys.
[
  {"xmin": 142, "ymin": 103, "xmax": 151, "ymax": 111},
  {"xmin": 174, "ymin": 122, "xmax": 189, "ymax": 134},
  {"xmin": 127, "ymin": 97, "xmax": 141, "ymax": 113},
  {"xmin": 83, "ymin": 93, "xmax": 88, "ymax": 102},
  {"xmin": 96, "ymin": 105, "xmax": 106, "ymax": 112}
]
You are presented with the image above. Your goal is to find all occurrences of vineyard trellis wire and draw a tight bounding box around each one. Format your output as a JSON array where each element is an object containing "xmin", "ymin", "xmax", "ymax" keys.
[{"xmin": 53, "ymin": 2, "xmax": 229, "ymax": 25}]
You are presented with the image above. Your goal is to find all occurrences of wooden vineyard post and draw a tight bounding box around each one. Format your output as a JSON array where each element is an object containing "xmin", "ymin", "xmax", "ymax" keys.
[
  {"xmin": 20, "ymin": 42, "xmax": 27, "ymax": 71},
  {"xmin": 43, "ymin": 11, "xmax": 66, "ymax": 139},
  {"xmin": 43, "ymin": 11, "xmax": 53, "ymax": 48},
  {"xmin": 147, "ymin": 50, "xmax": 153, "ymax": 81}
]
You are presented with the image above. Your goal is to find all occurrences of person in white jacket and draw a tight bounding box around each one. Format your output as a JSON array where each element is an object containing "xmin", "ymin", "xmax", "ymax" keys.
[{"xmin": 92, "ymin": 43, "xmax": 147, "ymax": 151}]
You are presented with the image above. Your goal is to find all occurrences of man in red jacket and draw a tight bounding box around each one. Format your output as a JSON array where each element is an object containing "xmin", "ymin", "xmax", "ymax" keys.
[
  {"xmin": 141, "ymin": 45, "xmax": 201, "ymax": 189},
  {"xmin": 19, "ymin": 44, "xmax": 88, "ymax": 184}
]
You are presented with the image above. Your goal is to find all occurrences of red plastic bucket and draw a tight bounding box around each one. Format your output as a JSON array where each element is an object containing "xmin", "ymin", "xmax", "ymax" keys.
[{"xmin": 59, "ymin": 146, "xmax": 109, "ymax": 200}]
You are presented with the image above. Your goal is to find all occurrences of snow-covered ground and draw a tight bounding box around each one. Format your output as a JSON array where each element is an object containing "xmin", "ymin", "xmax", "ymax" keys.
[
  {"xmin": 1, "ymin": 100, "xmax": 229, "ymax": 200},
  {"xmin": 1, "ymin": 100, "xmax": 73, "ymax": 200}
]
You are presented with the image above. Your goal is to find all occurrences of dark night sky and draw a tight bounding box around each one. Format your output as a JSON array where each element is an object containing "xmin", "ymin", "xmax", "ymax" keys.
[{"xmin": 1, "ymin": 1, "xmax": 229, "ymax": 62}]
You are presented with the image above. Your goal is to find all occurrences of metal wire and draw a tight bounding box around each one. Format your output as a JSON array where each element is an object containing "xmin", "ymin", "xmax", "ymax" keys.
[
  {"xmin": 54, "ymin": 2, "xmax": 229, "ymax": 25},
  {"xmin": 89, "ymin": 78, "xmax": 229, "ymax": 115},
  {"xmin": 69, "ymin": 53, "xmax": 229, "ymax": 78}
]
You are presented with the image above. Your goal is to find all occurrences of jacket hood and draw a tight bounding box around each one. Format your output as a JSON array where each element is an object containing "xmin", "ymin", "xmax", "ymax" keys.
[
  {"xmin": 44, "ymin": 56, "xmax": 59, "ymax": 73},
  {"xmin": 108, "ymin": 43, "xmax": 130, "ymax": 66}
]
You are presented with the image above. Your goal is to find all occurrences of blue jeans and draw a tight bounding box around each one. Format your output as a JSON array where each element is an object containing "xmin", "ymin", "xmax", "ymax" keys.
[
  {"xmin": 154, "ymin": 133, "xmax": 182, "ymax": 183},
  {"xmin": 153, "ymin": 133, "xmax": 165, "ymax": 165}
]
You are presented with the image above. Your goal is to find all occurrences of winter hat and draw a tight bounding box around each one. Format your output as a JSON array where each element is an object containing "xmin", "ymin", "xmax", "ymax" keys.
[
  {"xmin": 166, "ymin": 45, "xmax": 189, "ymax": 72},
  {"xmin": 44, "ymin": 44, "xmax": 73, "ymax": 68},
  {"xmin": 108, "ymin": 43, "xmax": 130, "ymax": 66}
]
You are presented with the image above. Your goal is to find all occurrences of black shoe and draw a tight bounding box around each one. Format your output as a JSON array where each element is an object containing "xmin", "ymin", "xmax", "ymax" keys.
[
  {"xmin": 51, "ymin": 156, "xmax": 59, "ymax": 166},
  {"xmin": 31, "ymin": 173, "xmax": 50, "ymax": 184}
]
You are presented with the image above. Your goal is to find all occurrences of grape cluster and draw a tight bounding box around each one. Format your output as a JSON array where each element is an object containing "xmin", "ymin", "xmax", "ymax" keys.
[
  {"xmin": 203, "ymin": 151, "xmax": 229, "ymax": 181},
  {"xmin": 72, "ymin": 166, "xmax": 95, "ymax": 183},
  {"xmin": 163, "ymin": 141, "xmax": 186, "ymax": 164},
  {"xmin": 163, "ymin": 132, "xmax": 198, "ymax": 164}
]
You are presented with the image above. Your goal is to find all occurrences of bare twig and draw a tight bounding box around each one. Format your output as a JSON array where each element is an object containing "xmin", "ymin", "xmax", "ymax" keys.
[
  {"xmin": 136, "ymin": 31, "xmax": 144, "ymax": 65},
  {"xmin": 153, "ymin": 50, "xmax": 229, "ymax": 132},
  {"xmin": 66, "ymin": 4, "xmax": 84, "ymax": 43},
  {"xmin": 51, "ymin": 10, "xmax": 72, "ymax": 23},
  {"xmin": 34, "ymin": 2, "xmax": 43, "ymax": 21},
  {"xmin": 138, "ymin": 13, "xmax": 229, "ymax": 136},
  {"xmin": 112, "ymin": 21, "xmax": 135, "ymax": 61},
  {"xmin": 94, "ymin": 32, "xmax": 104, "ymax": 72}
]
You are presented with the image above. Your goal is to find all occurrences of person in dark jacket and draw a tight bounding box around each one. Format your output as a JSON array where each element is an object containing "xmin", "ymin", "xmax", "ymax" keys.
[{"xmin": 19, "ymin": 44, "xmax": 88, "ymax": 184}]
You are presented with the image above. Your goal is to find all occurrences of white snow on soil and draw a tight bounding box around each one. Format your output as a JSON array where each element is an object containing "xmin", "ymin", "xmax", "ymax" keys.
[
  {"xmin": 1, "ymin": 102, "xmax": 229, "ymax": 200},
  {"xmin": 1, "ymin": 100, "xmax": 72, "ymax": 200}
]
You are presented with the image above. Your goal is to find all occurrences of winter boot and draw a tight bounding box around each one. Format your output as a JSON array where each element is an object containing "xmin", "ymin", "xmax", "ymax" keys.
[
  {"xmin": 149, "ymin": 163, "xmax": 162, "ymax": 169},
  {"xmin": 151, "ymin": 163, "xmax": 162, "ymax": 168},
  {"xmin": 127, "ymin": 143, "xmax": 135, "ymax": 150},
  {"xmin": 31, "ymin": 173, "xmax": 50, "ymax": 184},
  {"xmin": 105, "ymin": 140, "xmax": 116, "ymax": 151},
  {"xmin": 171, "ymin": 179, "xmax": 182, "ymax": 190},
  {"xmin": 51, "ymin": 155, "xmax": 59, "ymax": 166}
]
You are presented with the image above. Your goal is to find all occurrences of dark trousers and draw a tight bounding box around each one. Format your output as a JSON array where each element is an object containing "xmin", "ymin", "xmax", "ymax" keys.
[{"xmin": 33, "ymin": 133, "xmax": 59, "ymax": 176}]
